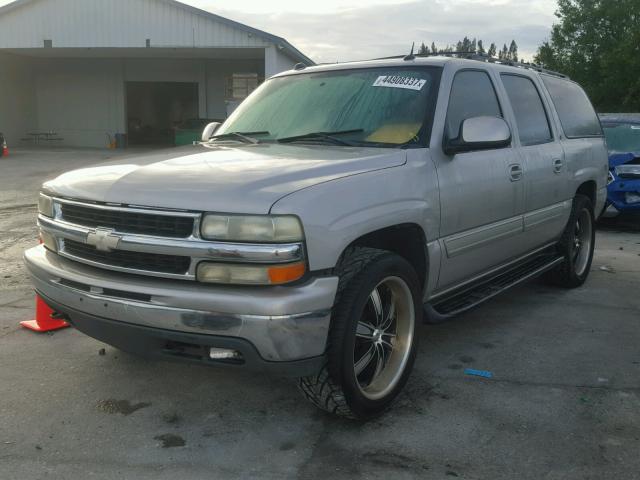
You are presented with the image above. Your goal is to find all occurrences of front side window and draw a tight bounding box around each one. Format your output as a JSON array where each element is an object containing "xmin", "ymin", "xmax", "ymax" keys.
[
  {"xmin": 501, "ymin": 74, "xmax": 553, "ymax": 146},
  {"xmin": 216, "ymin": 67, "xmax": 441, "ymax": 147},
  {"xmin": 446, "ymin": 70, "xmax": 502, "ymax": 139},
  {"xmin": 541, "ymin": 75, "xmax": 602, "ymax": 138}
]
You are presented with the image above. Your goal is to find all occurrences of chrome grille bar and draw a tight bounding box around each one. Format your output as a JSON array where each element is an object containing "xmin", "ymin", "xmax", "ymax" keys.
[{"xmin": 39, "ymin": 199, "xmax": 304, "ymax": 281}]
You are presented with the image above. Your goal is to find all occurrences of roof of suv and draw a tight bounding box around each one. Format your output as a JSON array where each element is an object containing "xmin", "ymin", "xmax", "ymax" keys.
[{"xmin": 274, "ymin": 55, "xmax": 567, "ymax": 80}]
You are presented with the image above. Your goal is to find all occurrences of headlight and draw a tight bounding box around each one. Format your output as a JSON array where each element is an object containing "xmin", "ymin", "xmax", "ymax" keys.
[
  {"xmin": 197, "ymin": 261, "xmax": 306, "ymax": 285},
  {"xmin": 38, "ymin": 194, "xmax": 54, "ymax": 218},
  {"xmin": 615, "ymin": 164, "xmax": 640, "ymax": 178},
  {"xmin": 201, "ymin": 214, "xmax": 304, "ymax": 242},
  {"xmin": 607, "ymin": 171, "xmax": 615, "ymax": 185}
]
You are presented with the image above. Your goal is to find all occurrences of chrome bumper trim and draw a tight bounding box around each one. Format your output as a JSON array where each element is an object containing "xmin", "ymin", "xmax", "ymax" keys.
[{"xmin": 25, "ymin": 246, "xmax": 338, "ymax": 361}]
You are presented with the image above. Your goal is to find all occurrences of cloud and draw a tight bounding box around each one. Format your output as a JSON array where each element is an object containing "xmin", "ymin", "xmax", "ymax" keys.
[{"xmin": 192, "ymin": 0, "xmax": 557, "ymax": 63}]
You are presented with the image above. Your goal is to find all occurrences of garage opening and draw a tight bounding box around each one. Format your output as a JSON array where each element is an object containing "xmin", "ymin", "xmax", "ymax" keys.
[{"xmin": 126, "ymin": 82, "xmax": 199, "ymax": 146}]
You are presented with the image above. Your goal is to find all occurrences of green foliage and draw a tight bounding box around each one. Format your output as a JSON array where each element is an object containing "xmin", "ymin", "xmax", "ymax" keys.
[
  {"xmin": 508, "ymin": 40, "xmax": 518, "ymax": 62},
  {"xmin": 534, "ymin": 0, "xmax": 640, "ymax": 112},
  {"xmin": 421, "ymin": 38, "xmax": 518, "ymax": 59}
]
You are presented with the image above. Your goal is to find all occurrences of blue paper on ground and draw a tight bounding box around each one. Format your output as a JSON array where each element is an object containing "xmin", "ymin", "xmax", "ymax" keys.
[{"xmin": 464, "ymin": 368, "xmax": 493, "ymax": 379}]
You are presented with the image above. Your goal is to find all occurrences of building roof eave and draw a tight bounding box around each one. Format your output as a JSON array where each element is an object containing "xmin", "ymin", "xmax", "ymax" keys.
[{"xmin": 0, "ymin": 0, "xmax": 315, "ymax": 65}]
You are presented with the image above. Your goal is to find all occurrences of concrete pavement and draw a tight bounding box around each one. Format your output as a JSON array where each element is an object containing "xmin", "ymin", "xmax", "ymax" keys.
[{"xmin": 1, "ymin": 148, "xmax": 639, "ymax": 479}]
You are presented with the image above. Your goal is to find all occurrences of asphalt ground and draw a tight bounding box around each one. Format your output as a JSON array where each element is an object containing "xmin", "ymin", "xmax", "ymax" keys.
[{"xmin": 1, "ymin": 148, "xmax": 639, "ymax": 479}]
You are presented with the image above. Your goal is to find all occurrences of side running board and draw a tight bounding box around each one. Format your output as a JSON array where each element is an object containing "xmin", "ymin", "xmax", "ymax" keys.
[{"xmin": 424, "ymin": 251, "xmax": 565, "ymax": 323}]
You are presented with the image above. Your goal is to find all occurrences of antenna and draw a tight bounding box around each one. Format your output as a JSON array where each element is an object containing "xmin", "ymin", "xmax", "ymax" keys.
[{"xmin": 403, "ymin": 42, "xmax": 416, "ymax": 61}]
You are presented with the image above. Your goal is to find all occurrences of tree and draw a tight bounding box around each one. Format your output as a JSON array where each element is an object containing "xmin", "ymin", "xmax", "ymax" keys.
[
  {"xmin": 477, "ymin": 39, "xmax": 485, "ymax": 55},
  {"xmin": 488, "ymin": 43, "xmax": 497, "ymax": 57},
  {"xmin": 499, "ymin": 44, "xmax": 508, "ymax": 60},
  {"xmin": 418, "ymin": 42, "xmax": 428, "ymax": 55},
  {"xmin": 461, "ymin": 36, "xmax": 472, "ymax": 52},
  {"xmin": 534, "ymin": 0, "xmax": 640, "ymax": 112},
  {"xmin": 431, "ymin": 42, "xmax": 437, "ymax": 54},
  {"xmin": 508, "ymin": 40, "xmax": 518, "ymax": 62}
]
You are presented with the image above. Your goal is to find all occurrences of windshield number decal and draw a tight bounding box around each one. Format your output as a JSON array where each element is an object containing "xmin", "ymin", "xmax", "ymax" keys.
[{"xmin": 372, "ymin": 75, "xmax": 427, "ymax": 91}]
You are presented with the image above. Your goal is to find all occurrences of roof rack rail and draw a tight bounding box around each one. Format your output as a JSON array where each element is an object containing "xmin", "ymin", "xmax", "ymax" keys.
[{"xmin": 371, "ymin": 51, "xmax": 567, "ymax": 79}]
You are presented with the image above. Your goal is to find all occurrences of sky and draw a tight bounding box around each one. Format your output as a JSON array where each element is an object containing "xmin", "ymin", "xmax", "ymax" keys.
[{"xmin": 0, "ymin": 0, "xmax": 559, "ymax": 63}]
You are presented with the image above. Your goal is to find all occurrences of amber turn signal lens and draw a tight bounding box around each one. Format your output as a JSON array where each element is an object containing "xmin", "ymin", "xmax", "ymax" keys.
[{"xmin": 267, "ymin": 262, "xmax": 306, "ymax": 284}]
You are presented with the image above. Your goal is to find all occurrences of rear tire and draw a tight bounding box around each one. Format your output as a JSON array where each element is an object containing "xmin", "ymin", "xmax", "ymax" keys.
[
  {"xmin": 298, "ymin": 247, "xmax": 422, "ymax": 420},
  {"xmin": 545, "ymin": 194, "xmax": 595, "ymax": 288}
]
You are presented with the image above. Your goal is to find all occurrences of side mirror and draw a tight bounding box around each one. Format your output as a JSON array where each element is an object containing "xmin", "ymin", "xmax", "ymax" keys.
[
  {"xmin": 444, "ymin": 116, "xmax": 511, "ymax": 155},
  {"xmin": 201, "ymin": 122, "xmax": 221, "ymax": 142}
]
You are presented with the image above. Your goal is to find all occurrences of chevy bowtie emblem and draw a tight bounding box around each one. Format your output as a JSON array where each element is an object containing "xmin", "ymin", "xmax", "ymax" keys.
[{"xmin": 86, "ymin": 228, "xmax": 121, "ymax": 252}]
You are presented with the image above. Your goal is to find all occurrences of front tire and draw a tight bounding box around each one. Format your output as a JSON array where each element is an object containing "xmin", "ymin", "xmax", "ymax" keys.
[
  {"xmin": 545, "ymin": 194, "xmax": 595, "ymax": 288},
  {"xmin": 298, "ymin": 247, "xmax": 422, "ymax": 420}
]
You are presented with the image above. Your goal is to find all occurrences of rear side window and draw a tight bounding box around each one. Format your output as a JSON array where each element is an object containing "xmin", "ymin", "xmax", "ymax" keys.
[
  {"xmin": 501, "ymin": 74, "xmax": 552, "ymax": 146},
  {"xmin": 446, "ymin": 70, "xmax": 502, "ymax": 139},
  {"xmin": 541, "ymin": 75, "xmax": 602, "ymax": 138}
]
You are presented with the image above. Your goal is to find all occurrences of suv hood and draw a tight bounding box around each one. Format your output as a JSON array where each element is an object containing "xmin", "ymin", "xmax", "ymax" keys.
[{"xmin": 43, "ymin": 144, "xmax": 407, "ymax": 214}]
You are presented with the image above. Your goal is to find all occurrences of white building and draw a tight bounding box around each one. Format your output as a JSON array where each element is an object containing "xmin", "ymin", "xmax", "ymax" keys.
[{"xmin": 0, "ymin": 0, "xmax": 313, "ymax": 147}]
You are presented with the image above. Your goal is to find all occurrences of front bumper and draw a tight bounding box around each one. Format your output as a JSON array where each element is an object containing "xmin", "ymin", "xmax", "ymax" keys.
[
  {"xmin": 607, "ymin": 179, "xmax": 640, "ymax": 212},
  {"xmin": 24, "ymin": 246, "xmax": 338, "ymax": 375}
]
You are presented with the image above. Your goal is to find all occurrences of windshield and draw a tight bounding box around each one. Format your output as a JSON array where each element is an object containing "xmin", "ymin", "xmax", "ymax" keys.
[
  {"xmin": 603, "ymin": 123, "xmax": 640, "ymax": 153},
  {"xmin": 215, "ymin": 66, "xmax": 441, "ymax": 147}
]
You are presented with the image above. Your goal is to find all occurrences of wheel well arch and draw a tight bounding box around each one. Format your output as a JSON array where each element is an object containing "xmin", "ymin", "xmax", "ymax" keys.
[
  {"xmin": 339, "ymin": 223, "xmax": 428, "ymax": 288},
  {"xmin": 576, "ymin": 180, "xmax": 597, "ymax": 206}
]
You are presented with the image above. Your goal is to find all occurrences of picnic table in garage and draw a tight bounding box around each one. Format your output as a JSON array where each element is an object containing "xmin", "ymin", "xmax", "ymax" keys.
[{"xmin": 22, "ymin": 132, "xmax": 64, "ymax": 144}]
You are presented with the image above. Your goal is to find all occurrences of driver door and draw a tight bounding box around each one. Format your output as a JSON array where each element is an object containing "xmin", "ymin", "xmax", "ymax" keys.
[{"xmin": 431, "ymin": 68, "xmax": 526, "ymax": 291}]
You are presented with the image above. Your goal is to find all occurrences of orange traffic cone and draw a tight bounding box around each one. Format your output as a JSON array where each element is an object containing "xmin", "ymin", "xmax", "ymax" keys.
[{"xmin": 20, "ymin": 295, "xmax": 70, "ymax": 332}]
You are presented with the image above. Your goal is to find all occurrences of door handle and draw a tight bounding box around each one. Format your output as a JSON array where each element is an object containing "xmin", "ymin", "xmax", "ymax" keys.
[
  {"xmin": 509, "ymin": 164, "xmax": 523, "ymax": 181},
  {"xmin": 553, "ymin": 158, "xmax": 563, "ymax": 174}
]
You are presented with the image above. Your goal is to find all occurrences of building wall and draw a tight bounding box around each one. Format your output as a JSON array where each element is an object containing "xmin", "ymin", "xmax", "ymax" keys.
[
  {"xmin": 264, "ymin": 46, "xmax": 298, "ymax": 78},
  {"xmin": 0, "ymin": 52, "xmax": 36, "ymax": 144},
  {"xmin": 0, "ymin": 1, "xmax": 310, "ymax": 147},
  {"xmin": 0, "ymin": 0, "xmax": 272, "ymax": 49},
  {"xmin": 33, "ymin": 58, "xmax": 124, "ymax": 147},
  {"xmin": 22, "ymin": 55, "xmax": 265, "ymax": 148}
]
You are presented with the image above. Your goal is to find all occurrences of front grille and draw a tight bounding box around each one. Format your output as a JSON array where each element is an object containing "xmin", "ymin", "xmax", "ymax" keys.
[
  {"xmin": 63, "ymin": 239, "xmax": 191, "ymax": 275},
  {"xmin": 60, "ymin": 203, "xmax": 195, "ymax": 238}
]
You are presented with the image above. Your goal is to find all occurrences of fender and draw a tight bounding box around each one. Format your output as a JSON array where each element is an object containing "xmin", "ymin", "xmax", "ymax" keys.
[{"xmin": 270, "ymin": 151, "xmax": 440, "ymax": 273}]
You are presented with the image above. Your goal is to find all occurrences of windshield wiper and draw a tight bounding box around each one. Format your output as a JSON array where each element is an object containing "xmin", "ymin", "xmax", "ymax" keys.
[
  {"xmin": 210, "ymin": 131, "xmax": 270, "ymax": 144},
  {"xmin": 277, "ymin": 129, "xmax": 363, "ymax": 146}
]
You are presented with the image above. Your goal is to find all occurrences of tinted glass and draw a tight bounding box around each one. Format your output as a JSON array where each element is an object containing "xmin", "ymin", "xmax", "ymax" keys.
[
  {"xmin": 541, "ymin": 75, "xmax": 602, "ymax": 138},
  {"xmin": 501, "ymin": 75, "xmax": 552, "ymax": 146},
  {"xmin": 446, "ymin": 70, "xmax": 502, "ymax": 138},
  {"xmin": 603, "ymin": 123, "xmax": 640, "ymax": 153},
  {"xmin": 218, "ymin": 67, "xmax": 441, "ymax": 146}
]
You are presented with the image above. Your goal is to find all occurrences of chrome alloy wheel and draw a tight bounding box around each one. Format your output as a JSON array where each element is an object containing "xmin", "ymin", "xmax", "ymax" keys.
[
  {"xmin": 353, "ymin": 276, "xmax": 415, "ymax": 400},
  {"xmin": 572, "ymin": 208, "xmax": 592, "ymax": 277}
]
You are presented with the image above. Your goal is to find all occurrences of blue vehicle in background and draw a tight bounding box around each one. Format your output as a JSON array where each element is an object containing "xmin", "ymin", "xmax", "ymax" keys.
[{"xmin": 599, "ymin": 114, "xmax": 640, "ymax": 216}]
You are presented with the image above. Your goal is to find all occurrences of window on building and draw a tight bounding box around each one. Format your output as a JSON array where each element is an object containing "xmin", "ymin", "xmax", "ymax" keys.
[
  {"xmin": 446, "ymin": 70, "xmax": 503, "ymax": 140},
  {"xmin": 501, "ymin": 74, "xmax": 553, "ymax": 146},
  {"xmin": 541, "ymin": 75, "xmax": 602, "ymax": 138},
  {"xmin": 226, "ymin": 73, "xmax": 262, "ymax": 100}
]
